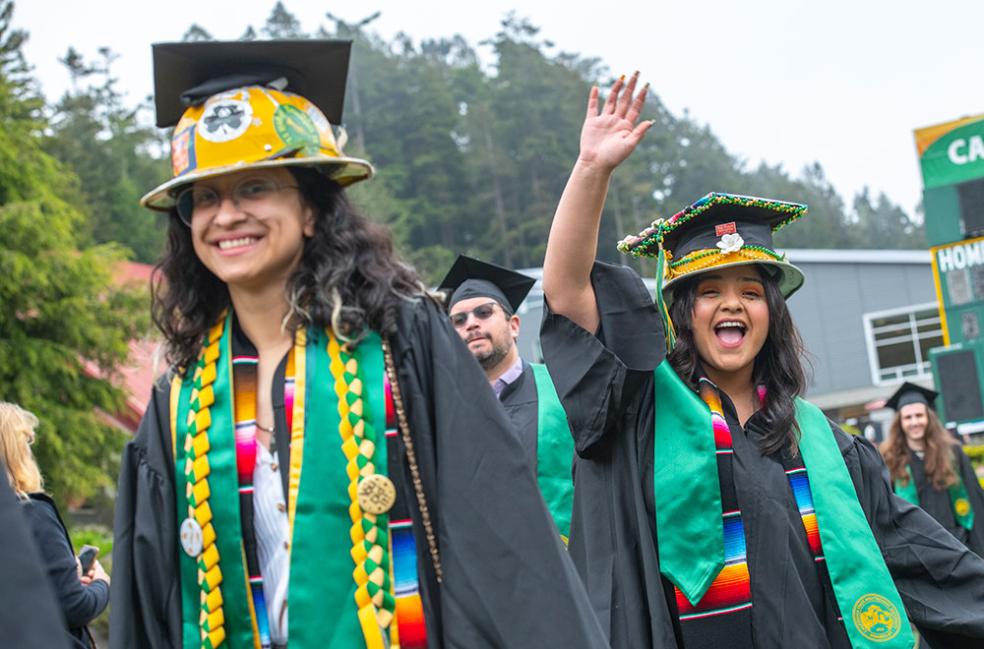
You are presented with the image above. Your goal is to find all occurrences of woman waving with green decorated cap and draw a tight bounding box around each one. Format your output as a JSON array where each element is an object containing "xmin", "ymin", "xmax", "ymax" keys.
[
  {"xmin": 540, "ymin": 72, "xmax": 984, "ymax": 649},
  {"xmin": 111, "ymin": 39, "xmax": 607, "ymax": 649}
]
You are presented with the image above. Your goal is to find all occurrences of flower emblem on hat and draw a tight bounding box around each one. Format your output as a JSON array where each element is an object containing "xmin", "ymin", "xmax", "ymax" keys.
[{"xmin": 717, "ymin": 232, "xmax": 744, "ymax": 254}]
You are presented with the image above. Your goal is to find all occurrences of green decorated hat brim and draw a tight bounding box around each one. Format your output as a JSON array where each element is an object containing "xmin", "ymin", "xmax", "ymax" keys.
[{"xmin": 662, "ymin": 258, "xmax": 805, "ymax": 307}]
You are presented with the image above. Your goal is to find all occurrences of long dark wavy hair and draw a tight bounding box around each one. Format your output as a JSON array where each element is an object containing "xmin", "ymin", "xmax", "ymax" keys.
[
  {"xmin": 667, "ymin": 265, "xmax": 808, "ymax": 455},
  {"xmin": 880, "ymin": 407, "xmax": 957, "ymax": 490},
  {"xmin": 152, "ymin": 167, "xmax": 425, "ymax": 371}
]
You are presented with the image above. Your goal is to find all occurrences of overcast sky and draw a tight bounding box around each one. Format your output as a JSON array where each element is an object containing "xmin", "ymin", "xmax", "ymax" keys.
[{"xmin": 13, "ymin": 1, "xmax": 984, "ymax": 218}]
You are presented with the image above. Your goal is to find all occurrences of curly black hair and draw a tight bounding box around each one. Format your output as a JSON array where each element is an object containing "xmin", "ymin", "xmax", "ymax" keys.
[
  {"xmin": 151, "ymin": 167, "xmax": 425, "ymax": 371},
  {"xmin": 667, "ymin": 266, "xmax": 809, "ymax": 455}
]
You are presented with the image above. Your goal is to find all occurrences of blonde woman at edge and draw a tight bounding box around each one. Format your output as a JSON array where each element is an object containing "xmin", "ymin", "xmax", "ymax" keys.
[{"xmin": 0, "ymin": 403, "xmax": 109, "ymax": 649}]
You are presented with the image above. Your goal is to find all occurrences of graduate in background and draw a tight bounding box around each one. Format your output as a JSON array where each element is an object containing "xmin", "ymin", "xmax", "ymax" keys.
[
  {"xmin": 110, "ymin": 40, "xmax": 605, "ymax": 649},
  {"xmin": 439, "ymin": 256, "xmax": 574, "ymax": 539},
  {"xmin": 539, "ymin": 73, "xmax": 984, "ymax": 649},
  {"xmin": 880, "ymin": 382, "xmax": 984, "ymax": 557}
]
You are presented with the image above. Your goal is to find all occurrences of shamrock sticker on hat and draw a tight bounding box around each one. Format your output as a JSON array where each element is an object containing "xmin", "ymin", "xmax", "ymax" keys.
[{"xmin": 199, "ymin": 99, "xmax": 253, "ymax": 143}]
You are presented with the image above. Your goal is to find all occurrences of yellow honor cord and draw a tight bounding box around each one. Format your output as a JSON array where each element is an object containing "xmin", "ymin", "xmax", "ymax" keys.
[
  {"xmin": 184, "ymin": 318, "xmax": 227, "ymax": 646},
  {"xmin": 328, "ymin": 332, "xmax": 397, "ymax": 641}
]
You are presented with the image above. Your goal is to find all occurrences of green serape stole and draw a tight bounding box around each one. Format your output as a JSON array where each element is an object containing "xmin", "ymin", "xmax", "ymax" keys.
[
  {"xmin": 530, "ymin": 363, "xmax": 575, "ymax": 541},
  {"xmin": 173, "ymin": 319, "xmax": 389, "ymax": 649},
  {"xmin": 894, "ymin": 459, "xmax": 974, "ymax": 531},
  {"xmin": 652, "ymin": 359, "xmax": 915, "ymax": 648}
]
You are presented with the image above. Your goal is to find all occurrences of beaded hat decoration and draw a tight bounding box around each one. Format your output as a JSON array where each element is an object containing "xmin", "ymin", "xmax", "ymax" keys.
[
  {"xmin": 617, "ymin": 192, "xmax": 807, "ymax": 350},
  {"xmin": 140, "ymin": 40, "xmax": 373, "ymax": 211}
]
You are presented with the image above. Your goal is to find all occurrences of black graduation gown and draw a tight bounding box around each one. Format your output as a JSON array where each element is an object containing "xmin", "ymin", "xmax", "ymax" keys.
[
  {"xmin": 906, "ymin": 447, "xmax": 984, "ymax": 557},
  {"xmin": 498, "ymin": 360, "xmax": 539, "ymax": 468},
  {"xmin": 110, "ymin": 297, "xmax": 607, "ymax": 649},
  {"xmin": 540, "ymin": 261, "xmax": 984, "ymax": 649},
  {"xmin": 0, "ymin": 463, "xmax": 72, "ymax": 649},
  {"xmin": 23, "ymin": 492, "xmax": 109, "ymax": 648}
]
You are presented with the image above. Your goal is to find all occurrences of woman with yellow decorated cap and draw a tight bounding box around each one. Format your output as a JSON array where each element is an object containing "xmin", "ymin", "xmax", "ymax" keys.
[
  {"xmin": 110, "ymin": 40, "xmax": 607, "ymax": 649},
  {"xmin": 538, "ymin": 73, "xmax": 984, "ymax": 649}
]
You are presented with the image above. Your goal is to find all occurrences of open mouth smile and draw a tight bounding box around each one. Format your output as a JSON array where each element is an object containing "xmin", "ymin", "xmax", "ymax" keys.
[{"xmin": 714, "ymin": 320, "xmax": 747, "ymax": 349}]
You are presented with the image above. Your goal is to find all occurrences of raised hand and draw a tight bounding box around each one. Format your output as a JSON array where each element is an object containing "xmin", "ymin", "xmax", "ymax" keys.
[{"xmin": 578, "ymin": 71, "xmax": 653, "ymax": 173}]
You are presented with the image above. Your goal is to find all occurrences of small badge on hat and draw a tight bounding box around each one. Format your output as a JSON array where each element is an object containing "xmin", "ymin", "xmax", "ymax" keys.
[
  {"xmin": 715, "ymin": 222, "xmax": 737, "ymax": 236},
  {"xmin": 179, "ymin": 517, "xmax": 204, "ymax": 557},
  {"xmin": 171, "ymin": 126, "xmax": 196, "ymax": 176},
  {"xmin": 717, "ymin": 232, "xmax": 744, "ymax": 254},
  {"xmin": 199, "ymin": 99, "xmax": 253, "ymax": 143}
]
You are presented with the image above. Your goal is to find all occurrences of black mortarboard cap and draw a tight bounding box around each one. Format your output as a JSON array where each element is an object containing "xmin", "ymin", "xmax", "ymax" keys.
[
  {"xmin": 885, "ymin": 382, "xmax": 939, "ymax": 411},
  {"xmin": 438, "ymin": 256, "xmax": 535, "ymax": 314},
  {"xmin": 661, "ymin": 199, "xmax": 797, "ymax": 260},
  {"xmin": 151, "ymin": 39, "xmax": 352, "ymax": 127}
]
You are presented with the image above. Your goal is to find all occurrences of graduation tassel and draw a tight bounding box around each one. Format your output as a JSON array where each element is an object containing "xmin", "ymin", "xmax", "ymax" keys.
[{"xmin": 653, "ymin": 225, "xmax": 677, "ymax": 354}]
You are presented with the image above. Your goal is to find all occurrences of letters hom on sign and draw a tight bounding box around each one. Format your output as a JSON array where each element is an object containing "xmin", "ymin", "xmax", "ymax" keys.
[{"xmin": 937, "ymin": 240, "xmax": 984, "ymax": 273}]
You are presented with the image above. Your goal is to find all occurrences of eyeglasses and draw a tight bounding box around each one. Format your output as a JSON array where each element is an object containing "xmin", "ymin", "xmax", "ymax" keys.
[
  {"xmin": 450, "ymin": 302, "xmax": 505, "ymax": 328},
  {"xmin": 173, "ymin": 177, "xmax": 299, "ymax": 226}
]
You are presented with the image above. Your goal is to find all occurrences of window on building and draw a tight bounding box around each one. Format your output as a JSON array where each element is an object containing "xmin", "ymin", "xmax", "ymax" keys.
[{"xmin": 863, "ymin": 303, "xmax": 945, "ymax": 384}]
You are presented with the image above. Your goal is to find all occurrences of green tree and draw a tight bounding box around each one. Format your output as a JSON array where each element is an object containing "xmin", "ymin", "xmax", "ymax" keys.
[
  {"xmin": 45, "ymin": 47, "xmax": 169, "ymax": 262},
  {"xmin": 852, "ymin": 187, "xmax": 925, "ymax": 249},
  {"xmin": 0, "ymin": 1, "xmax": 145, "ymax": 504},
  {"xmin": 263, "ymin": 2, "xmax": 304, "ymax": 39},
  {"xmin": 182, "ymin": 24, "xmax": 213, "ymax": 42}
]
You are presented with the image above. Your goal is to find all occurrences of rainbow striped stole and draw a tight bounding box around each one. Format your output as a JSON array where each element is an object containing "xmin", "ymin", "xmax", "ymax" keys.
[
  {"xmin": 675, "ymin": 381, "xmax": 826, "ymax": 621},
  {"xmin": 673, "ymin": 379, "xmax": 752, "ymax": 620},
  {"xmin": 383, "ymin": 376, "xmax": 427, "ymax": 648},
  {"xmin": 231, "ymin": 353, "xmax": 272, "ymax": 646},
  {"xmin": 787, "ymin": 468, "xmax": 824, "ymax": 560}
]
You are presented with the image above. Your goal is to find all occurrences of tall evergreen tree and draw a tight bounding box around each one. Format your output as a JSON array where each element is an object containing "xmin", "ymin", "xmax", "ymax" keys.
[
  {"xmin": 45, "ymin": 47, "xmax": 169, "ymax": 262},
  {"xmin": 0, "ymin": 1, "xmax": 145, "ymax": 505},
  {"xmin": 263, "ymin": 2, "xmax": 304, "ymax": 39}
]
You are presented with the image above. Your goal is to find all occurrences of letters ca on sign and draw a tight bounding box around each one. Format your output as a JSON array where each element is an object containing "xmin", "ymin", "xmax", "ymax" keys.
[
  {"xmin": 937, "ymin": 240, "xmax": 984, "ymax": 273},
  {"xmin": 948, "ymin": 135, "xmax": 984, "ymax": 165}
]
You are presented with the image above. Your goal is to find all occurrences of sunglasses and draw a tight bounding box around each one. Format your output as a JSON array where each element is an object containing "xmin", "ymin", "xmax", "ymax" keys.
[{"xmin": 449, "ymin": 302, "xmax": 505, "ymax": 328}]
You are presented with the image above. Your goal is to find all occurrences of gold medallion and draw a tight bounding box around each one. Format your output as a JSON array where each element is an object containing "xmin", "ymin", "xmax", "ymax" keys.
[
  {"xmin": 358, "ymin": 474, "xmax": 396, "ymax": 514},
  {"xmin": 955, "ymin": 497, "xmax": 971, "ymax": 517},
  {"xmin": 852, "ymin": 593, "xmax": 901, "ymax": 642}
]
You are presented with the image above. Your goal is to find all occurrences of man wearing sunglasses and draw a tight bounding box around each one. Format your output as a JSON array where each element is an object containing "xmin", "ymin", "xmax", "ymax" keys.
[{"xmin": 440, "ymin": 256, "xmax": 575, "ymax": 541}]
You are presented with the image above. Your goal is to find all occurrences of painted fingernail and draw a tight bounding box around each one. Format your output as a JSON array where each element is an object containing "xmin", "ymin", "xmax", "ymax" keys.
[
  {"xmin": 643, "ymin": 82, "xmax": 651, "ymax": 90},
  {"xmin": 618, "ymin": 74, "xmax": 625, "ymax": 83}
]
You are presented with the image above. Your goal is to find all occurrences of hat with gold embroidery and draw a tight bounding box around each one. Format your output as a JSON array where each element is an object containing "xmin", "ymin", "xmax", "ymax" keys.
[
  {"xmin": 618, "ymin": 192, "xmax": 807, "ymax": 348},
  {"xmin": 140, "ymin": 39, "xmax": 373, "ymax": 211}
]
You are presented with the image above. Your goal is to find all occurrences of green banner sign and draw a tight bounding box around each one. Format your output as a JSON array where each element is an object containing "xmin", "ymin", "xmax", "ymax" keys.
[{"xmin": 919, "ymin": 117, "xmax": 984, "ymax": 189}]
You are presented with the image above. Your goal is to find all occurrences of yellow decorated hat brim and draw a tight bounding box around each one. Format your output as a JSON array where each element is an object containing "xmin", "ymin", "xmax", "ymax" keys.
[
  {"xmin": 140, "ymin": 154, "xmax": 374, "ymax": 211},
  {"xmin": 662, "ymin": 257, "xmax": 805, "ymax": 306}
]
